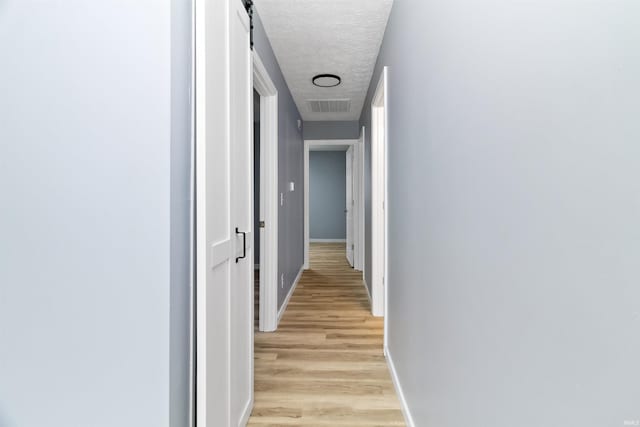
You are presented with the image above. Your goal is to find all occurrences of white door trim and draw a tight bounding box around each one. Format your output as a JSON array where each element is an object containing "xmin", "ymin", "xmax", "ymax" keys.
[
  {"xmin": 252, "ymin": 50, "xmax": 279, "ymax": 332},
  {"xmin": 371, "ymin": 67, "xmax": 388, "ymax": 322},
  {"xmin": 355, "ymin": 127, "xmax": 366, "ymax": 272},
  {"xmin": 303, "ymin": 139, "xmax": 363, "ymax": 270},
  {"xmin": 345, "ymin": 145, "xmax": 354, "ymax": 266}
]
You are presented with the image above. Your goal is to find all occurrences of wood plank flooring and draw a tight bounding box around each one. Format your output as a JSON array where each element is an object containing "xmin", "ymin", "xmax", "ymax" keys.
[{"xmin": 248, "ymin": 243, "xmax": 405, "ymax": 426}]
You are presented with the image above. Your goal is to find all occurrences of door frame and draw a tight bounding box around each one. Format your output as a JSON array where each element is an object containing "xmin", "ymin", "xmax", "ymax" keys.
[
  {"xmin": 371, "ymin": 67, "xmax": 388, "ymax": 325},
  {"xmin": 303, "ymin": 139, "xmax": 364, "ymax": 270},
  {"xmin": 252, "ymin": 51, "xmax": 279, "ymax": 332},
  {"xmin": 356, "ymin": 128, "xmax": 365, "ymax": 272},
  {"xmin": 345, "ymin": 145, "xmax": 354, "ymax": 266}
]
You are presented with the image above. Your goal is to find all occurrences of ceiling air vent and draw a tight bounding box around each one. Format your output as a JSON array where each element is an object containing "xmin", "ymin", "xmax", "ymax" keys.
[{"xmin": 308, "ymin": 99, "xmax": 351, "ymax": 113}]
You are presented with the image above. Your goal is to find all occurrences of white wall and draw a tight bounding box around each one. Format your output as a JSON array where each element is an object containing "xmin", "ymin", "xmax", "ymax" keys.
[
  {"xmin": 0, "ymin": 1, "xmax": 191, "ymax": 426},
  {"xmin": 361, "ymin": 0, "xmax": 640, "ymax": 425}
]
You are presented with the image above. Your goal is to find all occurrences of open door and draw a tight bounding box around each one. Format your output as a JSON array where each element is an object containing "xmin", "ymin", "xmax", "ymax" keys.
[
  {"xmin": 371, "ymin": 67, "xmax": 388, "ymax": 318},
  {"xmin": 346, "ymin": 146, "xmax": 354, "ymax": 266},
  {"xmin": 355, "ymin": 128, "xmax": 365, "ymax": 271},
  {"xmin": 195, "ymin": 0, "xmax": 253, "ymax": 425}
]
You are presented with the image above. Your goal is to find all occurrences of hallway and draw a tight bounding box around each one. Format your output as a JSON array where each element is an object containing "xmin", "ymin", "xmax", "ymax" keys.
[{"xmin": 248, "ymin": 243, "xmax": 405, "ymax": 425}]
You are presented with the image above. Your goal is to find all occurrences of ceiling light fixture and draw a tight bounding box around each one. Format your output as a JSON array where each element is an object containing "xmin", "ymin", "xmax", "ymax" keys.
[{"xmin": 312, "ymin": 74, "xmax": 341, "ymax": 88}]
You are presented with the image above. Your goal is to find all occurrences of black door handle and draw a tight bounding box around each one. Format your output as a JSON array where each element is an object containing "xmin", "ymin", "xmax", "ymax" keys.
[{"xmin": 235, "ymin": 227, "xmax": 247, "ymax": 263}]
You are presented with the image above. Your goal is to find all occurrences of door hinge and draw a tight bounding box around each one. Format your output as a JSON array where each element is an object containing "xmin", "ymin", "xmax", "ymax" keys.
[
  {"xmin": 259, "ymin": 220, "xmax": 265, "ymax": 228},
  {"xmin": 352, "ymin": 244, "xmax": 354, "ymax": 250}
]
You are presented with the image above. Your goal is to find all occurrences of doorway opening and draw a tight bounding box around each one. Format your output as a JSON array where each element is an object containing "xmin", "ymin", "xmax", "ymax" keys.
[
  {"xmin": 253, "ymin": 50, "xmax": 279, "ymax": 333},
  {"xmin": 303, "ymin": 139, "xmax": 364, "ymax": 273},
  {"xmin": 308, "ymin": 149, "xmax": 348, "ymax": 249},
  {"xmin": 371, "ymin": 67, "xmax": 388, "ymax": 332}
]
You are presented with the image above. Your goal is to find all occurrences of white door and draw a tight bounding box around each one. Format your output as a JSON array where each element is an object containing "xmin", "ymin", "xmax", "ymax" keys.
[
  {"xmin": 356, "ymin": 129, "xmax": 365, "ymax": 271},
  {"xmin": 346, "ymin": 146, "xmax": 354, "ymax": 266},
  {"xmin": 195, "ymin": 0, "xmax": 253, "ymax": 425},
  {"xmin": 371, "ymin": 68, "xmax": 388, "ymax": 317},
  {"xmin": 229, "ymin": 0, "xmax": 253, "ymax": 423}
]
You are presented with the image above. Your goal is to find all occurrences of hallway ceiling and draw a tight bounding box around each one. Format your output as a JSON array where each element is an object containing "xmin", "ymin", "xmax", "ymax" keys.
[{"xmin": 255, "ymin": 0, "xmax": 393, "ymax": 121}]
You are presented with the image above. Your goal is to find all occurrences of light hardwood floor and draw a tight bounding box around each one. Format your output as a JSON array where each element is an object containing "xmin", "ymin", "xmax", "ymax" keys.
[{"xmin": 248, "ymin": 243, "xmax": 405, "ymax": 426}]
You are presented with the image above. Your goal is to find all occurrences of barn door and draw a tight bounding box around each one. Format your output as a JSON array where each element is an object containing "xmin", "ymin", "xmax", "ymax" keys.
[
  {"xmin": 229, "ymin": 0, "xmax": 254, "ymax": 423},
  {"xmin": 195, "ymin": 0, "xmax": 253, "ymax": 425}
]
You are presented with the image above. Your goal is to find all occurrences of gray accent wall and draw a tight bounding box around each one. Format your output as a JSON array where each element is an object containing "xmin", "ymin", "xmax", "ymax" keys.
[
  {"xmin": 253, "ymin": 12, "xmax": 305, "ymax": 309},
  {"xmin": 0, "ymin": 1, "xmax": 192, "ymax": 426},
  {"xmin": 310, "ymin": 152, "xmax": 347, "ymax": 240},
  {"xmin": 361, "ymin": 1, "xmax": 640, "ymax": 425},
  {"xmin": 303, "ymin": 121, "xmax": 360, "ymax": 140}
]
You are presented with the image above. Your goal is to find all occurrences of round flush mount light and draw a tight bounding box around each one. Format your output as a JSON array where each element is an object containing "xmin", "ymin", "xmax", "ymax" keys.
[{"xmin": 312, "ymin": 74, "xmax": 341, "ymax": 88}]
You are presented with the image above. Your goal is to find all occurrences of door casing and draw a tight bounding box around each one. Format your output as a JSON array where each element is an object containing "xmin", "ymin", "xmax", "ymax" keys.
[
  {"xmin": 346, "ymin": 145, "xmax": 355, "ymax": 266},
  {"xmin": 253, "ymin": 51, "xmax": 279, "ymax": 333},
  {"xmin": 371, "ymin": 67, "xmax": 389, "ymax": 333}
]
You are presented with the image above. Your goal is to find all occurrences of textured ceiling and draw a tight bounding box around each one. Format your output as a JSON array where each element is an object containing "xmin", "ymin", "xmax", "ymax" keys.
[{"xmin": 255, "ymin": 0, "xmax": 393, "ymax": 121}]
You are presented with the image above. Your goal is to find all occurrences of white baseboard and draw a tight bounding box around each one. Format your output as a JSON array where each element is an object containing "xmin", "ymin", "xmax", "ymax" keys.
[
  {"xmin": 362, "ymin": 277, "xmax": 372, "ymax": 305},
  {"xmin": 385, "ymin": 346, "xmax": 416, "ymax": 427},
  {"xmin": 309, "ymin": 238, "xmax": 346, "ymax": 243},
  {"xmin": 238, "ymin": 395, "xmax": 253, "ymax": 427},
  {"xmin": 277, "ymin": 265, "xmax": 304, "ymax": 324}
]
